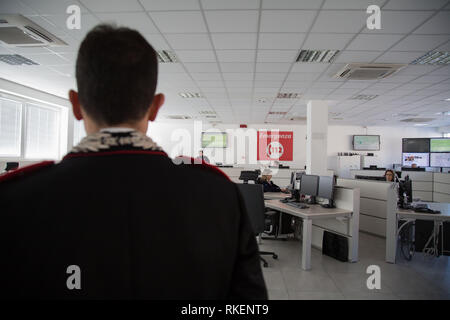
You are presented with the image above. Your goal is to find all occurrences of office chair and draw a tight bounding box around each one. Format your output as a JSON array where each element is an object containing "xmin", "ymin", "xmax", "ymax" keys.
[
  {"xmin": 237, "ymin": 183, "xmax": 278, "ymax": 268},
  {"xmin": 238, "ymin": 170, "xmax": 260, "ymax": 184}
]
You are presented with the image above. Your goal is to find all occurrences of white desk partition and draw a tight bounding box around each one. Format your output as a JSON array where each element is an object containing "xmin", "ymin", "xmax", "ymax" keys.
[
  {"xmin": 336, "ymin": 178, "xmax": 397, "ymax": 237},
  {"xmin": 310, "ymin": 186, "xmax": 360, "ymax": 262},
  {"xmin": 433, "ymin": 173, "xmax": 450, "ymax": 202},
  {"xmin": 219, "ymin": 166, "xmax": 304, "ymax": 186}
]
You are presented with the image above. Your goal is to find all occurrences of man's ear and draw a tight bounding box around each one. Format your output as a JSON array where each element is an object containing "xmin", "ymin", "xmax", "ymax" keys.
[
  {"xmin": 69, "ymin": 90, "xmax": 83, "ymax": 120},
  {"xmin": 148, "ymin": 93, "xmax": 165, "ymax": 122}
]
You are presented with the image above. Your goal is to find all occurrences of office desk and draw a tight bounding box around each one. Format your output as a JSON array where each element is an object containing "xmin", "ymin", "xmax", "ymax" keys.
[
  {"xmin": 386, "ymin": 202, "xmax": 450, "ymax": 263},
  {"xmin": 265, "ymin": 199, "xmax": 353, "ymax": 270},
  {"xmin": 263, "ymin": 192, "xmax": 290, "ymax": 200}
]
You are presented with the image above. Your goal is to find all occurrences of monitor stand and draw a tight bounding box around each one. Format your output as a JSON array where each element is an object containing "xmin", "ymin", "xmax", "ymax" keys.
[
  {"xmin": 308, "ymin": 196, "xmax": 317, "ymax": 205},
  {"xmin": 321, "ymin": 199, "xmax": 335, "ymax": 208}
]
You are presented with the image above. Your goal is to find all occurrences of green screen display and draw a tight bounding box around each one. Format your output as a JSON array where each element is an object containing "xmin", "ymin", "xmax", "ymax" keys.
[
  {"xmin": 201, "ymin": 132, "xmax": 227, "ymax": 148},
  {"xmin": 353, "ymin": 135, "xmax": 380, "ymax": 151},
  {"xmin": 430, "ymin": 139, "xmax": 450, "ymax": 152}
]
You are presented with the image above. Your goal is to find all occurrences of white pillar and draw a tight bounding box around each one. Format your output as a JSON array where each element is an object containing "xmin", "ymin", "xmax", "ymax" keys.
[{"xmin": 306, "ymin": 100, "xmax": 328, "ymax": 175}]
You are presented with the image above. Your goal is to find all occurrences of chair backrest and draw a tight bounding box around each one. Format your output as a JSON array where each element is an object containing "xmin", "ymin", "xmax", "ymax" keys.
[
  {"xmin": 238, "ymin": 170, "xmax": 260, "ymax": 184},
  {"xmin": 237, "ymin": 183, "xmax": 265, "ymax": 234}
]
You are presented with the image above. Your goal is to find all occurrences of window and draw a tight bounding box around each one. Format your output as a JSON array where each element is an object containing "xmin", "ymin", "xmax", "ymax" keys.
[
  {"xmin": 24, "ymin": 103, "xmax": 60, "ymax": 159},
  {"xmin": 73, "ymin": 120, "xmax": 87, "ymax": 145},
  {"xmin": 0, "ymin": 98, "xmax": 22, "ymax": 157}
]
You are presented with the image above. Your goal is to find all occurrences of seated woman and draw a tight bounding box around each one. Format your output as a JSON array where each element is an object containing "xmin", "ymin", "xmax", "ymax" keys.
[
  {"xmin": 384, "ymin": 169, "xmax": 396, "ymax": 182},
  {"xmin": 258, "ymin": 169, "xmax": 288, "ymax": 193}
]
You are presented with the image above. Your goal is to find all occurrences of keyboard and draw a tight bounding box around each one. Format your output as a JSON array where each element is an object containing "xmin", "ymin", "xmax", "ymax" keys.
[{"xmin": 286, "ymin": 202, "xmax": 309, "ymax": 209}]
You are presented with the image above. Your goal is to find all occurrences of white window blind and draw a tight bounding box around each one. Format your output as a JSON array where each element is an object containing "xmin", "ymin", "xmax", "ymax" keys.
[
  {"xmin": 25, "ymin": 104, "xmax": 60, "ymax": 159},
  {"xmin": 0, "ymin": 98, "xmax": 22, "ymax": 157},
  {"xmin": 73, "ymin": 120, "xmax": 87, "ymax": 145}
]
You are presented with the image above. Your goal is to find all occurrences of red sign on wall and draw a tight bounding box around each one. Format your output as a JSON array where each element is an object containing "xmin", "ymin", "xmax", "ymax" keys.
[{"xmin": 257, "ymin": 131, "xmax": 293, "ymax": 161}]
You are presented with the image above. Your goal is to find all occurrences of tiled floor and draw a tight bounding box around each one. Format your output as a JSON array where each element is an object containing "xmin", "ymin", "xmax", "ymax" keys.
[{"xmin": 259, "ymin": 232, "xmax": 450, "ymax": 300}]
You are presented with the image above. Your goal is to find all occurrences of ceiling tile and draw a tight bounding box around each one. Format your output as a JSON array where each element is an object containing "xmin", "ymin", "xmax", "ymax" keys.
[
  {"xmin": 222, "ymin": 73, "xmax": 254, "ymax": 81},
  {"xmin": 255, "ymin": 73, "xmax": 286, "ymax": 81},
  {"xmin": 141, "ymin": 0, "xmax": 200, "ymax": 10},
  {"xmin": 302, "ymin": 33, "xmax": 354, "ymax": 50},
  {"xmin": 165, "ymin": 34, "xmax": 212, "ymax": 49},
  {"xmin": 347, "ymin": 34, "xmax": 404, "ymax": 51},
  {"xmin": 80, "ymin": 0, "xmax": 142, "ymax": 12},
  {"xmin": 333, "ymin": 50, "xmax": 384, "ymax": 63},
  {"xmin": 291, "ymin": 63, "xmax": 329, "ymax": 73},
  {"xmin": 260, "ymin": 10, "xmax": 316, "ymax": 32},
  {"xmin": 257, "ymin": 50, "xmax": 298, "ymax": 62},
  {"xmin": 262, "ymin": 0, "xmax": 322, "ymax": 9},
  {"xmin": 322, "ymin": 0, "xmax": 386, "ymax": 9},
  {"xmin": 176, "ymin": 50, "xmax": 216, "ymax": 62},
  {"xmin": 383, "ymin": 0, "xmax": 448, "ymax": 10},
  {"xmin": 258, "ymin": 33, "xmax": 306, "ymax": 49},
  {"xmin": 150, "ymin": 11, "xmax": 207, "ymax": 33},
  {"xmin": 26, "ymin": 53, "xmax": 70, "ymax": 66},
  {"xmin": 96, "ymin": 12, "xmax": 158, "ymax": 33},
  {"xmin": 255, "ymin": 63, "xmax": 292, "ymax": 72},
  {"xmin": 217, "ymin": 50, "xmax": 255, "ymax": 62},
  {"xmin": 220, "ymin": 63, "xmax": 255, "ymax": 72},
  {"xmin": 361, "ymin": 11, "xmax": 434, "ymax": 35},
  {"xmin": 413, "ymin": 12, "xmax": 450, "ymax": 34},
  {"xmin": 311, "ymin": 11, "xmax": 366, "ymax": 33},
  {"xmin": 20, "ymin": 0, "xmax": 88, "ymax": 14},
  {"xmin": 184, "ymin": 63, "xmax": 219, "ymax": 73},
  {"xmin": 190, "ymin": 73, "xmax": 223, "ymax": 81},
  {"xmin": 374, "ymin": 51, "xmax": 426, "ymax": 64},
  {"xmin": 143, "ymin": 34, "xmax": 170, "ymax": 50},
  {"xmin": 211, "ymin": 33, "xmax": 257, "ymax": 49},
  {"xmin": 205, "ymin": 11, "xmax": 258, "ymax": 32},
  {"xmin": 159, "ymin": 63, "xmax": 186, "ymax": 73},
  {"xmin": 391, "ymin": 35, "xmax": 450, "ymax": 51},
  {"xmin": 286, "ymin": 72, "xmax": 320, "ymax": 82},
  {"xmin": 201, "ymin": 0, "xmax": 260, "ymax": 9}
]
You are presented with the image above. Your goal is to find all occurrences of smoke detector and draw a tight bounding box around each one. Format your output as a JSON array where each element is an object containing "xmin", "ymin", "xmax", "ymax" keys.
[
  {"xmin": 0, "ymin": 15, "xmax": 67, "ymax": 47},
  {"xmin": 335, "ymin": 63, "xmax": 406, "ymax": 80}
]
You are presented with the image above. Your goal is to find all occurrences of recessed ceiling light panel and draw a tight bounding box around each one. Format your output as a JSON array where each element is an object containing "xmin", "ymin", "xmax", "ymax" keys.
[
  {"xmin": 277, "ymin": 93, "xmax": 301, "ymax": 99},
  {"xmin": 296, "ymin": 49, "xmax": 339, "ymax": 63},
  {"xmin": 179, "ymin": 92, "xmax": 203, "ymax": 98},
  {"xmin": 411, "ymin": 51, "xmax": 450, "ymax": 65},
  {"xmin": 0, "ymin": 54, "xmax": 38, "ymax": 65},
  {"xmin": 350, "ymin": 94, "xmax": 379, "ymax": 101},
  {"xmin": 157, "ymin": 50, "xmax": 178, "ymax": 63}
]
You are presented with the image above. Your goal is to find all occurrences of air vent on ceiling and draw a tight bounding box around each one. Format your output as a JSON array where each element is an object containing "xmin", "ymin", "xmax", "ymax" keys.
[
  {"xmin": 277, "ymin": 93, "xmax": 301, "ymax": 99},
  {"xmin": 157, "ymin": 50, "xmax": 178, "ymax": 63},
  {"xmin": 351, "ymin": 94, "xmax": 379, "ymax": 101},
  {"xmin": 0, "ymin": 14, "xmax": 67, "ymax": 47},
  {"xmin": 400, "ymin": 118, "xmax": 434, "ymax": 123},
  {"xmin": 179, "ymin": 92, "xmax": 203, "ymax": 98},
  {"xmin": 205, "ymin": 115, "xmax": 217, "ymax": 119},
  {"xmin": 166, "ymin": 115, "xmax": 191, "ymax": 120},
  {"xmin": 0, "ymin": 54, "xmax": 38, "ymax": 65},
  {"xmin": 335, "ymin": 63, "xmax": 406, "ymax": 80},
  {"xmin": 289, "ymin": 116, "xmax": 307, "ymax": 121},
  {"xmin": 411, "ymin": 51, "xmax": 450, "ymax": 65},
  {"xmin": 296, "ymin": 49, "xmax": 339, "ymax": 63}
]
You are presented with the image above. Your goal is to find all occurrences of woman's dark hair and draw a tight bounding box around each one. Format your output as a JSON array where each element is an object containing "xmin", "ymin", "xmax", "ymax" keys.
[{"xmin": 76, "ymin": 24, "xmax": 158, "ymax": 125}]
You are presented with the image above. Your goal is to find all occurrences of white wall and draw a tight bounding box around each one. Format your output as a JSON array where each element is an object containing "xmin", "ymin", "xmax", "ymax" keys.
[{"xmin": 147, "ymin": 121, "xmax": 439, "ymax": 169}]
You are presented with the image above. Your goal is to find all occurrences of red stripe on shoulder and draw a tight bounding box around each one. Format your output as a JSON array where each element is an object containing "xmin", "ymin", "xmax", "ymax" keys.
[
  {"xmin": 176, "ymin": 156, "xmax": 231, "ymax": 182},
  {"xmin": 0, "ymin": 161, "xmax": 54, "ymax": 184}
]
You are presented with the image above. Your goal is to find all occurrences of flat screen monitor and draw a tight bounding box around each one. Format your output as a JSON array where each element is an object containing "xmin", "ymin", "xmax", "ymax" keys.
[
  {"xmin": 430, "ymin": 138, "xmax": 450, "ymax": 153},
  {"xmin": 402, "ymin": 152, "xmax": 429, "ymax": 167},
  {"xmin": 318, "ymin": 176, "xmax": 334, "ymax": 200},
  {"xmin": 201, "ymin": 132, "xmax": 227, "ymax": 148},
  {"xmin": 300, "ymin": 174, "xmax": 319, "ymax": 196},
  {"xmin": 353, "ymin": 135, "xmax": 380, "ymax": 151},
  {"xmin": 295, "ymin": 172, "xmax": 303, "ymax": 180},
  {"xmin": 402, "ymin": 138, "xmax": 430, "ymax": 153},
  {"xmin": 430, "ymin": 153, "xmax": 450, "ymax": 167}
]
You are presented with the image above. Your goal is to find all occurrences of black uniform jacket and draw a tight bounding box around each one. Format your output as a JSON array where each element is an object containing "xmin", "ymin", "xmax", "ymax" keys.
[{"xmin": 0, "ymin": 130, "xmax": 267, "ymax": 299}]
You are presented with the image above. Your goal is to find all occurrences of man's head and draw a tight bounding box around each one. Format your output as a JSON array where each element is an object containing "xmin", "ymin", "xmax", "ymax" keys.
[
  {"xmin": 261, "ymin": 169, "xmax": 272, "ymax": 181},
  {"xmin": 69, "ymin": 24, "xmax": 164, "ymax": 133},
  {"xmin": 411, "ymin": 163, "xmax": 418, "ymax": 168}
]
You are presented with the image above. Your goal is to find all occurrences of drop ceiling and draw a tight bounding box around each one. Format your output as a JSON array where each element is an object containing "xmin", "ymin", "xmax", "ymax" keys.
[{"xmin": 0, "ymin": 0, "xmax": 449, "ymax": 127}]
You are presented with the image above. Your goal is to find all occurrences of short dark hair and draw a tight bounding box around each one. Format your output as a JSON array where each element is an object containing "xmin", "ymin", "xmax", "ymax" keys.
[{"xmin": 76, "ymin": 24, "xmax": 158, "ymax": 125}]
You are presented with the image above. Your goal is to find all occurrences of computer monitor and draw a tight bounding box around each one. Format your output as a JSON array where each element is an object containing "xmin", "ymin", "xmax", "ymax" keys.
[
  {"xmin": 318, "ymin": 176, "xmax": 335, "ymax": 207},
  {"xmin": 300, "ymin": 174, "xmax": 319, "ymax": 204}
]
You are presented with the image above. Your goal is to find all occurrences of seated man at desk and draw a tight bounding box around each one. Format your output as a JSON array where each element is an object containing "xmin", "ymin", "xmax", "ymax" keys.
[{"xmin": 257, "ymin": 169, "xmax": 288, "ymax": 193}]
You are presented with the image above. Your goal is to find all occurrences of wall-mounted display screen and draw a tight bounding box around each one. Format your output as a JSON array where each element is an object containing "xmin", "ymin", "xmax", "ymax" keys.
[
  {"xmin": 430, "ymin": 153, "xmax": 450, "ymax": 167},
  {"xmin": 402, "ymin": 152, "xmax": 429, "ymax": 167},
  {"xmin": 430, "ymin": 138, "xmax": 450, "ymax": 153},
  {"xmin": 353, "ymin": 135, "xmax": 380, "ymax": 151},
  {"xmin": 201, "ymin": 132, "xmax": 227, "ymax": 148},
  {"xmin": 402, "ymin": 138, "xmax": 430, "ymax": 153}
]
